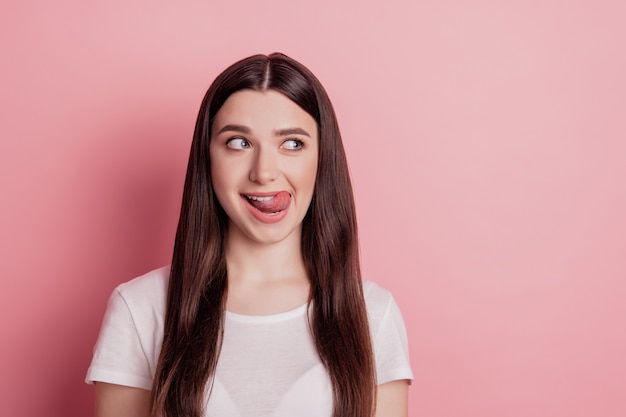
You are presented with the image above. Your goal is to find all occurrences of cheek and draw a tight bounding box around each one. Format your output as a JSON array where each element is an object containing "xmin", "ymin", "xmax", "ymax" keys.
[
  {"xmin": 298, "ymin": 157, "xmax": 319, "ymax": 193},
  {"xmin": 209, "ymin": 162, "xmax": 224, "ymax": 193},
  {"xmin": 209, "ymin": 159, "xmax": 234, "ymax": 201},
  {"xmin": 308, "ymin": 163, "xmax": 319, "ymax": 188},
  {"xmin": 309, "ymin": 152, "xmax": 320, "ymax": 180}
]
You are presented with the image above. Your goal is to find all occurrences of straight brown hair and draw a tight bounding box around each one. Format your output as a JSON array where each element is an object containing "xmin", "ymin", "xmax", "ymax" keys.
[{"xmin": 151, "ymin": 53, "xmax": 376, "ymax": 417}]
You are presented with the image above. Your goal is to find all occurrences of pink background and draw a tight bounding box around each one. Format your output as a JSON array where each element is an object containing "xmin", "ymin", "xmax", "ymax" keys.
[{"xmin": 1, "ymin": 1, "xmax": 625, "ymax": 416}]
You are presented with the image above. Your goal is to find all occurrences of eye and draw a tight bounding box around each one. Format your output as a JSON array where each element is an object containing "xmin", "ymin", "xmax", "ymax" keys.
[
  {"xmin": 282, "ymin": 139, "xmax": 304, "ymax": 150},
  {"xmin": 226, "ymin": 137, "xmax": 251, "ymax": 150}
]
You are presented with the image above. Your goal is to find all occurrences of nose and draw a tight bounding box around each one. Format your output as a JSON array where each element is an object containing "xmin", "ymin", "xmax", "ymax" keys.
[{"xmin": 249, "ymin": 147, "xmax": 279, "ymax": 184}]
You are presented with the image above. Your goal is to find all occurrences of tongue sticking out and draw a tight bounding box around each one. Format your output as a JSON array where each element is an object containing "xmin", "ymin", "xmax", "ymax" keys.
[{"xmin": 247, "ymin": 191, "xmax": 291, "ymax": 214}]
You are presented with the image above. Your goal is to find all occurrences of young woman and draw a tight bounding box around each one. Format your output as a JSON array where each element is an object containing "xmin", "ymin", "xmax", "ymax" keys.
[{"xmin": 86, "ymin": 53, "xmax": 413, "ymax": 417}]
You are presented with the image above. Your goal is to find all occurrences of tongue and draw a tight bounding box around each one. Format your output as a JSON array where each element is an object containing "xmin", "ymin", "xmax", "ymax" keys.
[{"xmin": 249, "ymin": 191, "xmax": 291, "ymax": 213}]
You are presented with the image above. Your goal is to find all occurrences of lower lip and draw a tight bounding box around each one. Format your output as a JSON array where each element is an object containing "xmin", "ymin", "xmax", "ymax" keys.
[{"xmin": 242, "ymin": 196, "xmax": 290, "ymax": 224}]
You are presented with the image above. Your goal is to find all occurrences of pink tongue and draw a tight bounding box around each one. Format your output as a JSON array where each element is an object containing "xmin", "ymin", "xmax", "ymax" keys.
[{"xmin": 249, "ymin": 191, "xmax": 291, "ymax": 213}]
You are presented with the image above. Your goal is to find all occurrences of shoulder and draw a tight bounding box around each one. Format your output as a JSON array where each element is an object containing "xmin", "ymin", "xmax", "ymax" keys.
[
  {"xmin": 363, "ymin": 280, "xmax": 394, "ymax": 313},
  {"xmin": 116, "ymin": 265, "xmax": 169, "ymax": 297},
  {"xmin": 362, "ymin": 280, "xmax": 398, "ymax": 337},
  {"xmin": 363, "ymin": 279, "xmax": 393, "ymax": 299},
  {"xmin": 112, "ymin": 265, "xmax": 169, "ymax": 316},
  {"xmin": 87, "ymin": 266, "xmax": 170, "ymax": 388},
  {"xmin": 362, "ymin": 280, "xmax": 415, "ymax": 383}
]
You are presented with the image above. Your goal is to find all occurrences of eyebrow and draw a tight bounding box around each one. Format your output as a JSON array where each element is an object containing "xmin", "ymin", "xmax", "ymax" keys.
[
  {"xmin": 217, "ymin": 124, "xmax": 251, "ymax": 135},
  {"xmin": 216, "ymin": 124, "xmax": 311, "ymax": 138},
  {"xmin": 273, "ymin": 127, "xmax": 311, "ymax": 138}
]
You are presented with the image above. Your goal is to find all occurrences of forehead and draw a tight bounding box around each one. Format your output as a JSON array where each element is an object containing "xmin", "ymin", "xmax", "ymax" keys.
[{"xmin": 211, "ymin": 89, "xmax": 318, "ymax": 137}]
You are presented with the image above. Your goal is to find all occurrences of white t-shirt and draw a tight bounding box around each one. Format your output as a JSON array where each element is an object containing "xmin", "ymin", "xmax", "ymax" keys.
[{"xmin": 86, "ymin": 266, "xmax": 413, "ymax": 417}]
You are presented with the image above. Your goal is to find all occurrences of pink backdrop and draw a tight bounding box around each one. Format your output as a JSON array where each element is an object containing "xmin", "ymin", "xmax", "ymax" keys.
[{"xmin": 1, "ymin": 1, "xmax": 625, "ymax": 416}]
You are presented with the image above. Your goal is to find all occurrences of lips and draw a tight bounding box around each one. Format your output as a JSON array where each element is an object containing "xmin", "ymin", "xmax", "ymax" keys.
[{"xmin": 243, "ymin": 191, "xmax": 291, "ymax": 214}]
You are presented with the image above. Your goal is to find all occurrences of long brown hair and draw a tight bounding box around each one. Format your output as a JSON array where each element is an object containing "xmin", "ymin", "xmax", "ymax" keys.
[{"xmin": 151, "ymin": 53, "xmax": 376, "ymax": 417}]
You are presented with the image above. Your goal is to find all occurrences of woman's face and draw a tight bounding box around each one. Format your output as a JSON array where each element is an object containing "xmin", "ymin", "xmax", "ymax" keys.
[{"xmin": 209, "ymin": 89, "xmax": 319, "ymax": 246}]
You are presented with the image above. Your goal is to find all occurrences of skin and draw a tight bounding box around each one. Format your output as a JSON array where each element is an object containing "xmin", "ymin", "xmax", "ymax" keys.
[
  {"xmin": 209, "ymin": 89, "xmax": 318, "ymax": 314},
  {"xmin": 209, "ymin": 89, "xmax": 319, "ymax": 249},
  {"xmin": 94, "ymin": 383, "xmax": 150, "ymax": 417},
  {"xmin": 95, "ymin": 379, "xmax": 408, "ymax": 417},
  {"xmin": 94, "ymin": 89, "xmax": 409, "ymax": 416},
  {"xmin": 376, "ymin": 380, "xmax": 410, "ymax": 417}
]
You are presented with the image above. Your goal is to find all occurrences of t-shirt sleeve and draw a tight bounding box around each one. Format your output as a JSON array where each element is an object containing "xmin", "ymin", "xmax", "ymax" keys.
[
  {"xmin": 371, "ymin": 291, "xmax": 414, "ymax": 385},
  {"xmin": 85, "ymin": 288, "xmax": 154, "ymax": 390}
]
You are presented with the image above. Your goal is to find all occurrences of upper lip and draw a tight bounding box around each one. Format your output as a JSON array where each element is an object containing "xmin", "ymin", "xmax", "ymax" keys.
[{"xmin": 241, "ymin": 191, "xmax": 289, "ymax": 198}]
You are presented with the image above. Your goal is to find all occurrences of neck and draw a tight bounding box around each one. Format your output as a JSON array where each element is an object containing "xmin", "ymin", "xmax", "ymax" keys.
[
  {"xmin": 223, "ymin": 225, "xmax": 310, "ymax": 314},
  {"xmin": 224, "ymin": 227, "xmax": 308, "ymax": 284}
]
